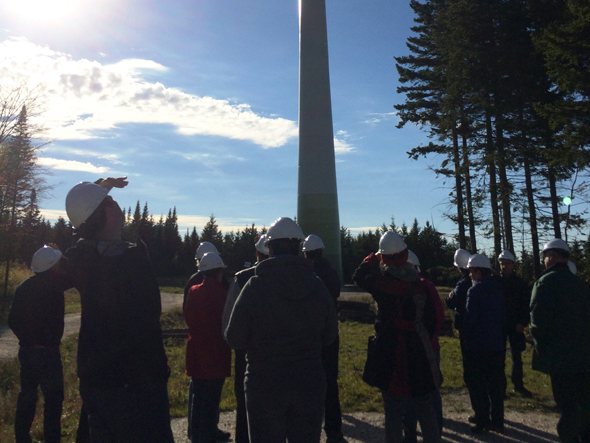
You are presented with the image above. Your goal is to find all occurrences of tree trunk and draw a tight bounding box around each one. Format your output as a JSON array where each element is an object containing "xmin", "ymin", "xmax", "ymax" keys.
[
  {"xmin": 452, "ymin": 126, "xmax": 466, "ymax": 249},
  {"xmin": 523, "ymin": 153, "xmax": 541, "ymax": 277},
  {"xmin": 548, "ymin": 167, "xmax": 561, "ymax": 238},
  {"xmin": 461, "ymin": 133, "xmax": 477, "ymax": 252},
  {"xmin": 495, "ymin": 116, "xmax": 514, "ymax": 251},
  {"xmin": 486, "ymin": 108, "xmax": 502, "ymax": 257}
]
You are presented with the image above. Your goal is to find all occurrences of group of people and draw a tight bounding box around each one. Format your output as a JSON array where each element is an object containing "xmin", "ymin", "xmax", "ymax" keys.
[
  {"xmin": 6, "ymin": 176, "xmax": 590, "ymax": 443},
  {"xmin": 184, "ymin": 218, "xmax": 342, "ymax": 443},
  {"xmin": 446, "ymin": 240, "xmax": 590, "ymax": 441}
]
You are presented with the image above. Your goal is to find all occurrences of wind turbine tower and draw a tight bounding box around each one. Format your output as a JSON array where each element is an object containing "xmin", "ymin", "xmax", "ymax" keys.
[{"xmin": 297, "ymin": 0, "xmax": 342, "ymax": 279}]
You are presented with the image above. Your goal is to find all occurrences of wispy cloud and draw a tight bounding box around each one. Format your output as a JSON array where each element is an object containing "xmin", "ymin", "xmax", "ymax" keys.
[
  {"xmin": 363, "ymin": 112, "xmax": 399, "ymax": 126},
  {"xmin": 37, "ymin": 157, "xmax": 110, "ymax": 173},
  {"xmin": 1, "ymin": 38, "xmax": 298, "ymax": 148},
  {"xmin": 334, "ymin": 130, "xmax": 355, "ymax": 154},
  {"xmin": 43, "ymin": 147, "xmax": 128, "ymax": 165}
]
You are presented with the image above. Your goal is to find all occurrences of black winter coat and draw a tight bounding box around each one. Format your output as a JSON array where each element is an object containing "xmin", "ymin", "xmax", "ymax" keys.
[
  {"xmin": 9, "ymin": 270, "xmax": 71, "ymax": 348},
  {"xmin": 67, "ymin": 239, "xmax": 169, "ymax": 387}
]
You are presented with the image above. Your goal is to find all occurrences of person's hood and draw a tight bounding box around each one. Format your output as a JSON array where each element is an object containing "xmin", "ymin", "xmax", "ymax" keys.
[
  {"xmin": 254, "ymin": 255, "xmax": 318, "ymax": 301},
  {"xmin": 380, "ymin": 261, "xmax": 418, "ymax": 282}
]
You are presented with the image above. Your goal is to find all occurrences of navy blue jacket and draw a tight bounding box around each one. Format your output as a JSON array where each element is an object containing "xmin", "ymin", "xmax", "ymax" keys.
[
  {"xmin": 446, "ymin": 274, "xmax": 472, "ymax": 331},
  {"xmin": 462, "ymin": 275, "xmax": 506, "ymax": 353}
]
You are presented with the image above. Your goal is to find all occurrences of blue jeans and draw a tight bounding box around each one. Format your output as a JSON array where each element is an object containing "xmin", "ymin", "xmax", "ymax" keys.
[
  {"xmin": 382, "ymin": 390, "xmax": 440, "ymax": 443},
  {"xmin": 402, "ymin": 349, "xmax": 443, "ymax": 441},
  {"xmin": 15, "ymin": 347, "xmax": 64, "ymax": 443},
  {"xmin": 463, "ymin": 350, "xmax": 505, "ymax": 428},
  {"xmin": 190, "ymin": 378, "xmax": 225, "ymax": 443},
  {"xmin": 79, "ymin": 375, "xmax": 174, "ymax": 443},
  {"xmin": 246, "ymin": 386, "xmax": 325, "ymax": 443}
]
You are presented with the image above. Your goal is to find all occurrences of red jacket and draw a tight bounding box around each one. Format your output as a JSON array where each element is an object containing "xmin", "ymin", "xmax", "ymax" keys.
[{"xmin": 184, "ymin": 276, "xmax": 231, "ymax": 379}]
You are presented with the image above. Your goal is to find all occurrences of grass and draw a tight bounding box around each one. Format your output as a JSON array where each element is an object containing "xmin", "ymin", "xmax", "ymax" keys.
[{"xmin": 0, "ymin": 309, "xmax": 556, "ymax": 442}]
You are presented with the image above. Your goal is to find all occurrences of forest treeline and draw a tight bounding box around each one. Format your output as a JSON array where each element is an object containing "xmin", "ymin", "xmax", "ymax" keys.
[
  {"xmin": 396, "ymin": 0, "xmax": 590, "ymax": 277},
  {"xmin": 3, "ymin": 202, "xmax": 459, "ymax": 286}
]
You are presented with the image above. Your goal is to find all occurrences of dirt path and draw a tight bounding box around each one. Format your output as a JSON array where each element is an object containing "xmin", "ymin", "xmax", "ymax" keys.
[
  {"xmin": 0, "ymin": 292, "xmax": 183, "ymax": 362},
  {"xmin": 170, "ymin": 408, "xmax": 560, "ymax": 443}
]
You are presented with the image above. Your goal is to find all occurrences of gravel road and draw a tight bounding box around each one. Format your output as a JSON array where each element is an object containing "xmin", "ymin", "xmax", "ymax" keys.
[
  {"xmin": 0, "ymin": 292, "xmax": 183, "ymax": 362},
  {"xmin": 170, "ymin": 408, "xmax": 560, "ymax": 443}
]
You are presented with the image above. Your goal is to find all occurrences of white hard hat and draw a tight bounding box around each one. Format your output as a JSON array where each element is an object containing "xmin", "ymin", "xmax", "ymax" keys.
[
  {"xmin": 65, "ymin": 182, "xmax": 109, "ymax": 229},
  {"xmin": 568, "ymin": 260, "xmax": 577, "ymax": 274},
  {"xmin": 467, "ymin": 253, "xmax": 491, "ymax": 269},
  {"xmin": 31, "ymin": 246, "xmax": 63, "ymax": 273},
  {"xmin": 196, "ymin": 242, "xmax": 219, "ymax": 260},
  {"xmin": 454, "ymin": 249, "xmax": 471, "ymax": 269},
  {"xmin": 543, "ymin": 238, "xmax": 570, "ymax": 253},
  {"xmin": 407, "ymin": 250, "xmax": 421, "ymax": 272},
  {"xmin": 255, "ymin": 234, "xmax": 270, "ymax": 255},
  {"xmin": 378, "ymin": 231, "xmax": 407, "ymax": 255},
  {"xmin": 302, "ymin": 234, "xmax": 325, "ymax": 252},
  {"xmin": 498, "ymin": 250, "xmax": 516, "ymax": 262},
  {"xmin": 265, "ymin": 217, "xmax": 304, "ymax": 243},
  {"xmin": 198, "ymin": 252, "xmax": 226, "ymax": 272}
]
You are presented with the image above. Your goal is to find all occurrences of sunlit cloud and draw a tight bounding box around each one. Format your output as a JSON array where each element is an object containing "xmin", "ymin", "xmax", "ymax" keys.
[
  {"xmin": 363, "ymin": 112, "xmax": 399, "ymax": 126},
  {"xmin": 37, "ymin": 157, "xmax": 110, "ymax": 173},
  {"xmin": 39, "ymin": 209, "xmax": 67, "ymax": 221},
  {"xmin": 0, "ymin": 38, "xmax": 298, "ymax": 148},
  {"xmin": 334, "ymin": 130, "xmax": 355, "ymax": 154},
  {"xmin": 43, "ymin": 146, "xmax": 128, "ymax": 165}
]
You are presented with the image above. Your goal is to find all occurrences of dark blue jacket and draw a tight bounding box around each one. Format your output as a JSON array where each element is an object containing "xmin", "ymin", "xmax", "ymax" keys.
[
  {"xmin": 462, "ymin": 275, "xmax": 505, "ymax": 353},
  {"xmin": 446, "ymin": 274, "xmax": 472, "ymax": 331}
]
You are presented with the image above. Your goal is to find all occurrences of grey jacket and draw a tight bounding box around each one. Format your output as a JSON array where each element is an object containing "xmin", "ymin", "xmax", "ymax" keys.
[{"xmin": 225, "ymin": 255, "xmax": 338, "ymax": 391}]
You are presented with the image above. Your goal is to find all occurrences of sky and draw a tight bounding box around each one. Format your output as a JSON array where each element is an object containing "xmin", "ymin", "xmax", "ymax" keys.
[{"xmin": 0, "ymin": 0, "xmax": 457, "ymax": 242}]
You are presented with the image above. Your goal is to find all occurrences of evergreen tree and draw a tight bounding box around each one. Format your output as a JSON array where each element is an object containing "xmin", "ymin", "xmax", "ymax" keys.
[
  {"xmin": 200, "ymin": 215, "xmax": 223, "ymax": 252},
  {"xmin": 0, "ymin": 105, "xmax": 47, "ymax": 306}
]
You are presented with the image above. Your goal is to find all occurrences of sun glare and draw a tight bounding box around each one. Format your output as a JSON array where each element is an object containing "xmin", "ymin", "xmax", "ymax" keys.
[{"xmin": 6, "ymin": 0, "xmax": 81, "ymax": 23}]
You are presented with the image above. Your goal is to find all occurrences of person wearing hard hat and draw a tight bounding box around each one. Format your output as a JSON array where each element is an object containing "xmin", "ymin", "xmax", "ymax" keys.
[
  {"xmin": 8, "ymin": 244, "xmax": 71, "ymax": 443},
  {"xmin": 303, "ymin": 234, "xmax": 344, "ymax": 443},
  {"xmin": 497, "ymin": 250, "xmax": 532, "ymax": 397},
  {"xmin": 64, "ymin": 178, "xmax": 174, "ymax": 442},
  {"xmin": 184, "ymin": 241, "xmax": 230, "ymax": 442},
  {"xmin": 352, "ymin": 231, "xmax": 441, "ymax": 443},
  {"xmin": 462, "ymin": 254, "xmax": 505, "ymax": 434},
  {"xmin": 183, "ymin": 241, "xmax": 220, "ymax": 308},
  {"xmin": 404, "ymin": 250, "xmax": 445, "ymax": 441},
  {"xmin": 221, "ymin": 234, "xmax": 269, "ymax": 443},
  {"xmin": 445, "ymin": 249, "xmax": 472, "ymax": 335},
  {"xmin": 184, "ymin": 252, "xmax": 231, "ymax": 443},
  {"xmin": 530, "ymin": 239, "xmax": 590, "ymax": 443},
  {"xmin": 225, "ymin": 217, "xmax": 338, "ymax": 443}
]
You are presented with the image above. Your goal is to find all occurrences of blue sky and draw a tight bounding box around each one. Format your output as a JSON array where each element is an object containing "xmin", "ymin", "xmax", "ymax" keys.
[{"xmin": 0, "ymin": 0, "xmax": 457, "ymax": 239}]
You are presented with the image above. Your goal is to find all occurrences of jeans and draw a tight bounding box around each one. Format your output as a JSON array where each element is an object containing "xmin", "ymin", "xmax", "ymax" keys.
[
  {"xmin": 550, "ymin": 372, "xmax": 590, "ymax": 443},
  {"xmin": 234, "ymin": 350, "xmax": 249, "ymax": 443},
  {"xmin": 15, "ymin": 347, "xmax": 64, "ymax": 443},
  {"xmin": 402, "ymin": 350, "xmax": 443, "ymax": 442},
  {"xmin": 190, "ymin": 378, "xmax": 225, "ymax": 443},
  {"xmin": 188, "ymin": 379, "xmax": 194, "ymax": 438},
  {"xmin": 322, "ymin": 336, "xmax": 343, "ymax": 441},
  {"xmin": 463, "ymin": 351, "xmax": 505, "ymax": 428},
  {"xmin": 382, "ymin": 390, "xmax": 440, "ymax": 443},
  {"xmin": 79, "ymin": 375, "xmax": 174, "ymax": 443},
  {"xmin": 246, "ymin": 386, "xmax": 325, "ymax": 443}
]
